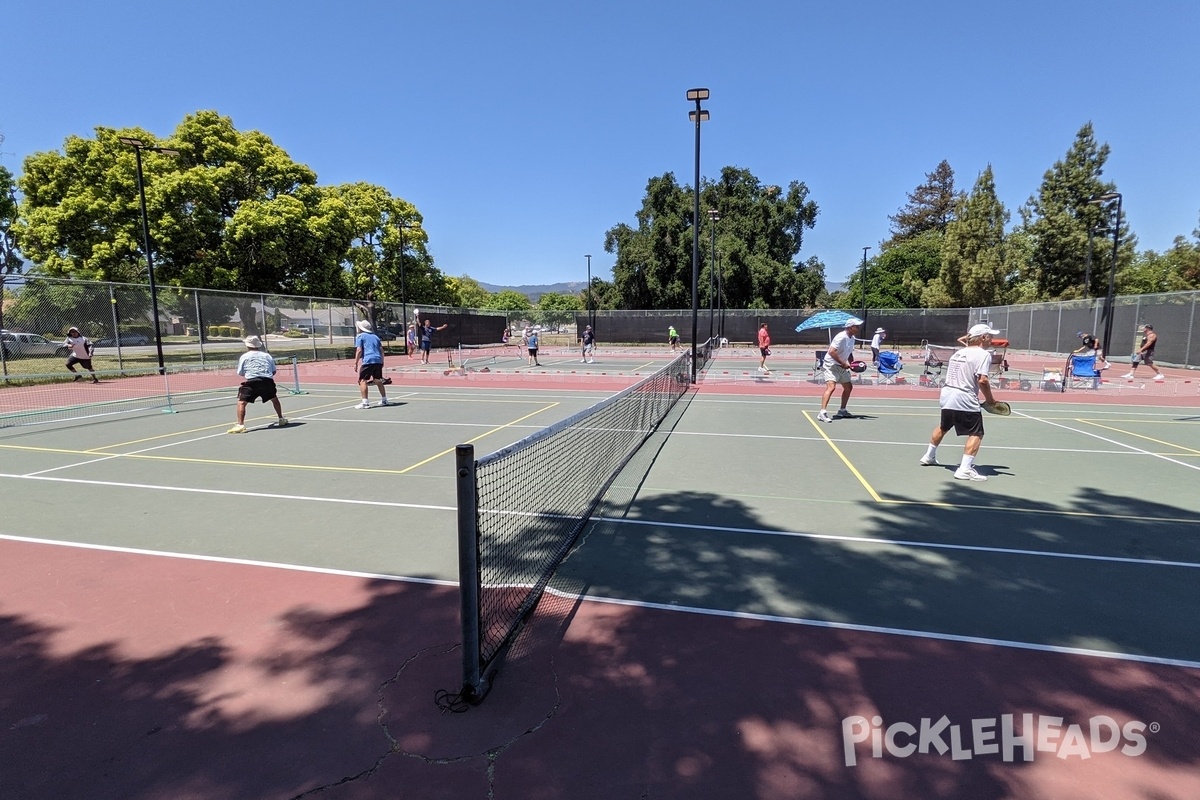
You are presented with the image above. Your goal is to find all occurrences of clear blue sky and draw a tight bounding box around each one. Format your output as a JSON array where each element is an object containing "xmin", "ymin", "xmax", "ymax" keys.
[{"xmin": 4, "ymin": 0, "xmax": 1198, "ymax": 287}]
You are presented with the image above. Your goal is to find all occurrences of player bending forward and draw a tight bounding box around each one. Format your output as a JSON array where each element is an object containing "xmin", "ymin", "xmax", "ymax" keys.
[{"xmin": 919, "ymin": 323, "xmax": 1000, "ymax": 482}]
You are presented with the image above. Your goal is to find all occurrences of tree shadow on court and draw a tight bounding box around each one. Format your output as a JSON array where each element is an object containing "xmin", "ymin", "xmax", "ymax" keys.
[
  {"xmin": 0, "ymin": 574, "xmax": 469, "ymax": 800},
  {"xmin": 522, "ymin": 469, "xmax": 1200, "ymax": 799}
]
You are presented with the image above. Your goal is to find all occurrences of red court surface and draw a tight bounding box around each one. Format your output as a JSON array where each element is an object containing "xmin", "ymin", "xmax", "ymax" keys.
[{"xmin": 3, "ymin": 535, "xmax": 1199, "ymax": 800}]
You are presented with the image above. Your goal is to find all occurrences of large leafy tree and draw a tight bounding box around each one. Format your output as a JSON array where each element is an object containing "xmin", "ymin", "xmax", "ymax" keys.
[
  {"xmin": 1118, "ymin": 216, "xmax": 1200, "ymax": 293},
  {"xmin": 887, "ymin": 160, "xmax": 960, "ymax": 243},
  {"xmin": 605, "ymin": 167, "xmax": 821, "ymax": 310},
  {"xmin": 840, "ymin": 230, "xmax": 943, "ymax": 310},
  {"xmin": 445, "ymin": 275, "xmax": 491, "ymax": 308},
  {"xmin": 1, "ymin": 161, "xmax": 21, "ymax": 331},
  {"xmin": 923, "ymin": 165, "xmax": 1010, "ymax": 307},
  {"xmin": 1017, "ymin": 122, "xmax": 1134, "ymax": 300}
]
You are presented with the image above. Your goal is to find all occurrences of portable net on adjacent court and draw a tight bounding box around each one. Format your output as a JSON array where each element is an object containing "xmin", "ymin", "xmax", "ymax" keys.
[
  {"xmin": 0, "ymin": 359, "xmax": 303, "ymax": 429},
  {"xmin": 447, "ymin": 343, "xmax": 710, "ymax": 706}
]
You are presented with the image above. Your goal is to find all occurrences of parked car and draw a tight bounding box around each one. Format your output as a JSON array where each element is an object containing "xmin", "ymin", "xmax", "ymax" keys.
[
  {"xmin": 1, "ymin": 331, "xmax": 69, "ymax": 358},
  {"xmin": 94, "ymin": 334, "xmax": 151, "ymax": 347}
]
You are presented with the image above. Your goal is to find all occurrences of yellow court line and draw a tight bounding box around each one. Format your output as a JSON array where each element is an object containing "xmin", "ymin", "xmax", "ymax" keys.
[
  {"xmin": 1076, "ymin": 419, "xmax": 1200, "ymax": 455},
  {"xmin": 396, "ymin": 402, "xmax": 561, "ymax": 473},
  {"xmin": 92, "ymin": 399, "xmax": 354, "ymax": 449},
  {"xmin": 801, "ymin": 410, "xmax": 884, "ymax": 503},
  {"xmin": 0, "ymin": 443, "xmax": 412, "ymax": 474}
]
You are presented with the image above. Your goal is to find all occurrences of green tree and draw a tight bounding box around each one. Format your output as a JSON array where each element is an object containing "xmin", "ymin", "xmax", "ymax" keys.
[
  {"xmin": 606, "ymin": 167, "xmax": 820, "ymax": 310},
  {"xmin": 923, "ymin": 166, "xmax": 1010, "ymax": 307},
  {"xmin": 1017, "ymin": 122, "xmax": 1134, "ymax": 300},
  {"xmin": 536, "ymin": 291, "xmax": 583, "ymax": 327},
  {"xmin": 485, "ymin": 289, "xmax": 533, "ymax": 314},
  {"xmin": 1, "ymin": 162, "xmax": 22, "ymax": 332},
  {"xmin": 887, "ymin": 160, "xmax": 960, "ymax": 243},
  {"xmin": 445, "ymin": 275, "xmax": 491, "ymax": 308}
]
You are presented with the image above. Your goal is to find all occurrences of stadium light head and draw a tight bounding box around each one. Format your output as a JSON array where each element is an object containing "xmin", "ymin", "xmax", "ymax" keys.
[
  {"xmin": 688, "ymin": 110, "xmax": 710, "ymax": 123},
  {"xmin": 686, "ymin": 88, "xmax": 710, "ymax": 102},
  {"xmin": 1088, "ymin": 192, "xmax": 1121, "ymax": 204},
  {"xmin": 118, "ymin": 136, "xmax": 145, "ymax": 148}
]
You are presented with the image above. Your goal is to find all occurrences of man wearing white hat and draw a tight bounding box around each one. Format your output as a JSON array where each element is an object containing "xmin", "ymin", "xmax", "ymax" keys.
[
  {"xmin": 354, "ymin": 320, "xmax": 390, "ymax": 408},
  {"xmin": 919, "ymin": 323, "xmax": 1000, "ymax": 481},
  {"xmin": 817, "ymin": 318, "xmax": 862, "ymax": 423},
  {"xmin": 228, "ymin": 336, "xmax": 287, "ymax": 433},
  {"xmin": 870, "ymin": 327, "xmax": 886, "ymax": 365}
]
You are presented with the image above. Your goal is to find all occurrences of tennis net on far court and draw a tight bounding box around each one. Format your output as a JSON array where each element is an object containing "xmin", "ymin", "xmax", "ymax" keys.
[
  {"xmin": 457, "ymin": 342, "xmax": 525, "ymax": 371},
  {"xmin": 447, "ymin": 343, "xmax": 710, "ymax": 707},
  {"xmin": 0, "ymin": 358, "xmax": 304, "ymax": 429}
]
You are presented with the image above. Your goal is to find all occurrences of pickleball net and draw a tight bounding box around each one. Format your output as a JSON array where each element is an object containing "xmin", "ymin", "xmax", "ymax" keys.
[
  {"xmin": 443, "ymin": 341, "xmax": 712, "ymax": 708},
  {"xmin": 457, "ymin": 342, "xmax": 525, "ymax": 371},
  {"xmin": 0, "ymin": 358, "xmax": 304, "ymax": 429}
]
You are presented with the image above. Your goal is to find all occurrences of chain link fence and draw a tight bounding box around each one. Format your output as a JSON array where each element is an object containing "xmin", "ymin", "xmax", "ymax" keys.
[
  {"xmin": 972, "ymin": 291, "xmax": 1198, "ymax": 367},
  {"xmin": 0, "ymin": 276, "xmax": 506, "ymax": 377}
]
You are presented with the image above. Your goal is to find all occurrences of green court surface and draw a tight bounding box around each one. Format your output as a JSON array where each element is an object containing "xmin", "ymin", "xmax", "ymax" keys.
[{"xmin": 6, "ymin": 381, "xmax": 1198, "ymax": 669}]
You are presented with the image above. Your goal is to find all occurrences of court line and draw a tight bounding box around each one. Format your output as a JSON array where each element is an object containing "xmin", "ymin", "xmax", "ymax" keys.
[
  {"xmin": 0, "ymin": 472, "xmax": 458, "ymax": 508},
  {"xmin": 9, "ymin": 531, "xmax": 1193, "ymax": 670},
  {"xmin": 1076, "ymin": 419, "xmax": 1200, "ymax": 455},
  {"xmin": 800, "ymin": 410, "xmax": 884, "ymax": 502},
  {"xmin": 575, "ymin": 591, "xmax": 1200, "ymax": 671},
  {"xmin": 400, "ymin": 402, "xmax": 562, "ymax": 473},
  {"xmin": 595, "ymin": 514, "xmax": 1200, "ymax": 569},
  {"xmin": 1018, "ymin": 412, "xmax": 1200, "ymax": 473}
]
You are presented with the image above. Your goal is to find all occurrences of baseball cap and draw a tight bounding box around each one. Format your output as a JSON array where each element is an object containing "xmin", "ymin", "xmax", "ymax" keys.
[
  {"xmin": 968, "ymin": 323, "xmax": 999, "ymax": 337},
  {"xmin": 844, "ymin": 317, "xmax": 863, "ymax": 328}
]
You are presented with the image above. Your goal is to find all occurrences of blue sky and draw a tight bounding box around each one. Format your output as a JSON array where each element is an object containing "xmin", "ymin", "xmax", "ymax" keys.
[{"xmin": 4, "ymin": 0, "xmax": 1198, "ymax": 287}]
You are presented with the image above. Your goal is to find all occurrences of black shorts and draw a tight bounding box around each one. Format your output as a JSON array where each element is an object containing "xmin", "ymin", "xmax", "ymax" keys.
[
  {"xmin": 760, "ymin": 347, "xmax": 770, "ymax": 357},
  {"xmin": 66, "ymin": 356, "xmax": 94, "ymax": 370},
  {"xmin": 938, "ymin": 408, "xmax": 985, "ymax": 437},
  {"xmin": 237, "ymin": 378, "xmax": 278, "ymax": 403},
  {"xmin": 359, "ymin": 363, "xmax": 384, "ymax": 382}
]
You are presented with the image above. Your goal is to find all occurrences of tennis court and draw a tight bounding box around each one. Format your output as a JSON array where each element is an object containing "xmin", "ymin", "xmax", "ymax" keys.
[{"xmin": 2, "ymin": 351, "xmax": 1199, "ymax": 799}]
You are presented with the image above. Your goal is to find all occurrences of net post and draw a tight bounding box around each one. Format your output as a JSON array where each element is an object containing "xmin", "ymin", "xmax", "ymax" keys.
[
  {"xmin": 288, "ymin": 356, "xmax": 306, "ymax": 395},
  {"xmin": 455, "ymin": 444, "xmax": 487, "ymax": 701},
  {"xmin": 160, "ymin": 367, "xmax": 178, "ymax": 414}
]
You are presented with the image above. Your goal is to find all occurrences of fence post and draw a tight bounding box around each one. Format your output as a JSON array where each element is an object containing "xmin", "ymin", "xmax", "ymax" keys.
[
  {"xmin": 109, "ymin": 284, "xmax": 124, "ymax": 371},
  {"xmin": 1185, "ymin": 293, "xmax": 1196, "ymax": 369},
  {"xmin": 195, "ymin": 289, "xmax": 205, "ymax": 366}
]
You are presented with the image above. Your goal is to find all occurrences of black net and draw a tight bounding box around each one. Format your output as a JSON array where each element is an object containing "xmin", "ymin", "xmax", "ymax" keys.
[{"xmin": 462, "ymin": 346, "xmax": 706, "ymax": 696}]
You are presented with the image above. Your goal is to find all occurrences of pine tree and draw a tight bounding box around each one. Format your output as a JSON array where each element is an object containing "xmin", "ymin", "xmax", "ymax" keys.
[
  {"xmin": 887, "ymin": 160, "xmax": 960, "ymax": 243},
  {"xmin": 923, "ymin": 166, "xmax": 1009, "ymax": 307}
]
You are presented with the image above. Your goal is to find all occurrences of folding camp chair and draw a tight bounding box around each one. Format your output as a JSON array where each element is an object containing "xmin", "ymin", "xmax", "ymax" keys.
[
  {"xmin": 876, "ymin": 350, "xmax": 903, "ymax": 384},
  {"xmin": 811, "ymin": 350, "xmax": 827, "ymax": 383},
  {"xmin": 1066, "ymin": 354, "xmax": 1102, "ymax": 389}
]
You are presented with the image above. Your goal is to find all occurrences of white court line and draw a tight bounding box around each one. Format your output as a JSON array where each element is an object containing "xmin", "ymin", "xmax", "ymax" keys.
[
  {"xmin": 0, "ymin": 472, "xmax": 456, "ymax": 511},
  {"xmin": 563, "ymin": 589, "xmax": 1200, "ymax": 671},
  {"xmin": 592, "ymin": 514, "xmax": 1200, "ymax": 569},
  {"xmin": 1017, "ymin": 411, "xmax": 1200, "ymax": 472},
  {"xmin": 7, "ymin": 531, "xmax": 1195, "ymax": 671}
]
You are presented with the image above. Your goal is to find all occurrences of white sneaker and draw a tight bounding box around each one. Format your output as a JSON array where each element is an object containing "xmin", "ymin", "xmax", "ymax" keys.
[
  {"xmin": 954, "ymin": 468, "xmax": 987, "ymax": 482},
  {"xmin": 227, "ymin": 424, "xmax": 246, "ymax": 434},
  {"xmin": 1121, "ymin": 372, "xmax": 1134, "ymax": 380},
  {"xmin": 356, "ymin": 401, "xmax": 370, "ymax": 409},
  {"xmin": 1153, "ymin": 375, "xmax": 1165, "ymax": 382},
  {"xmin": 581, "ymin": 359, "xmax": 587, "ymax": 363},
  {"xmin": 817, "ymin": 411, "xmax": 832, "ymax": 423},
  {"xmin": 919, "ymin": 455, "xmax": 939, "ymax": 466},
  {"xmin": 835, "ymin": 408, "xmax": 853, "ymax": 418},
  {"xmin": 379, "ymin": 398, "xmax": 391, "ymax": 406},
  {"xmin": 276, "ymin": 418, "xmax": 288, "ymax": 427}
]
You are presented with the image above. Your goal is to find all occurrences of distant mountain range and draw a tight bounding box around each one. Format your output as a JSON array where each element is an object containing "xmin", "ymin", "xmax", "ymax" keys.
[
  {"xmin": 479, "ymin": 280, "xmax": 845, "ymax": 301},
  {"xmin": 478, "ymin": 281, "xmax": 584, "ymax": 302}
]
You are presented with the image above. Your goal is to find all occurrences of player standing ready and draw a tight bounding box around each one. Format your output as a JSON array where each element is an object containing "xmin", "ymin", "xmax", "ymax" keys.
[
  {"xmin": 580, "ymin": 325, "xmax": 595, "ymax": 363},
  {"xmin": 920, "ymin": 323, "xmax": 999, "ymax": 482},
  {"xmin": 354, "ymin": 320, "xmax": 390, "ymax": 408},
  {"xmin": 757, "ymin": 323, "xmax": 771, "ymax": 373},
  {"xmin": 228, "ymin": 336, "xmax": 287, "ymax": 433}
]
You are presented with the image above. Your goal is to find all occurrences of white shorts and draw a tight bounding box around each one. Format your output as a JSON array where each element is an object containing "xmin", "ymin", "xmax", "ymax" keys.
[{"xmin": 822, "ymin": 364, "xmax": 852, "ymax": 384}]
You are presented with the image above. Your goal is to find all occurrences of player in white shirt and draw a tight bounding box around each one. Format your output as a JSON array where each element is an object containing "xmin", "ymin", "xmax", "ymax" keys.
[
  {"xmin": 919, "ymin": 323, "xmax": 1000, "ymax": 482},
  {"xmin": 817, "ymin": 318, "xmax": 862, "ymax": 423}
]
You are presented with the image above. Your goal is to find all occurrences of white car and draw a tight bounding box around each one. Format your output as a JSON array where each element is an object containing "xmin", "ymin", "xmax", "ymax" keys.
[{"xmin": 1, "ymin": 330, "xmax": 69, "ymax": 359}]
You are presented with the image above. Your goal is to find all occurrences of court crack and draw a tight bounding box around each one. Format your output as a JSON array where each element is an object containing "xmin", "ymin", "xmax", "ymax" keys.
[{"xmin": 288, "ymin": 642, "xmax": 563, "ymax": 799}]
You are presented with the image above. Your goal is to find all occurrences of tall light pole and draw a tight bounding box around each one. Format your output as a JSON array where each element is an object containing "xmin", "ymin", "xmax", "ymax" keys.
[
  {"xmin": 396, "ymin": 219, "xmax": 410, "ymax": 350},
  {"xmin": 119, "ymin": 136, "xmax": 179, "ymax": 375},
  {"xmin": 707, "ymin": 209, "xmax": 719, "ymax": 342},
  {"xmin": 687, "ymin": 87, "xmax": 710, "ymax": 383},
  {"xmin": 859, "ymin": 246, "xmax": 871, "ymax": 334},
  {"xmin": 1087, "ymin": 192, "xmax": 1122, "ymax": 356},
  {"xmin": 584, "ymin": 254, "xmax": 593, "ymax": 332}
]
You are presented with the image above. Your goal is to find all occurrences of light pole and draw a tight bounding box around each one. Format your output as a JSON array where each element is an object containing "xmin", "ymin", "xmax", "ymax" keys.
[
  {"xmin": 584, "ymin": 254, "xmax": 593, "ymax": 332},
  {"xmin": 687, "ymin": 87, "xmax": 710, "ymax": 383},
  {"xmin": 707, "ymin": 209, "xmax": 719, "ymax": 342},
  {"xmin": 119, "ymin": 136, "xmax": 179, "ymax": 375},
  {"xmin": 859, "ymin": 246, "xmax": 871, "ymax": 333},
  {"xmin": 396, "ymin": 220, "xmax": 410, "ymax": 349},
  {"xmin": 1087, "ymin": 192, "xmax": 1122, "ymax": 357},
  {"xmin": 1083, "ymin": 224, "xmax": 1110, "ymax": 300}
]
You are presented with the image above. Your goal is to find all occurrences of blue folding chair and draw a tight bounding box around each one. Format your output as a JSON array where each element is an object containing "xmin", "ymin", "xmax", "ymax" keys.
[
  {"xmin": 876, "ymin": 350, "xmax": 903, "ymax": 384},
  {"xmin": 1067, "ymin": 354, "xmax": 1102, "ymax": 389}
]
